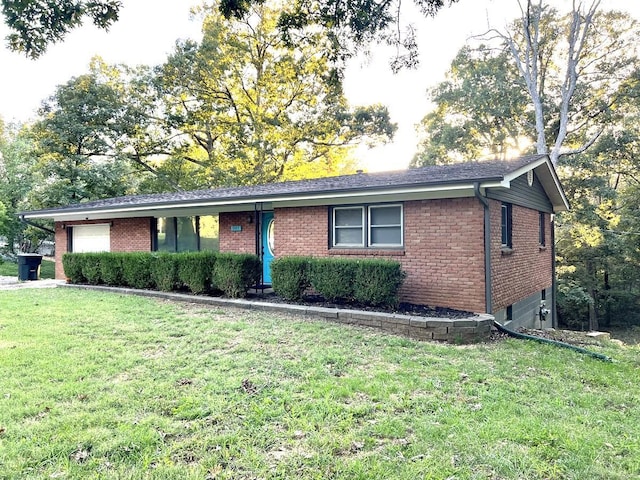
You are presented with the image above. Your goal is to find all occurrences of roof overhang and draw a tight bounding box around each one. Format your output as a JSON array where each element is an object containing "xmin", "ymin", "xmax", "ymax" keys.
[
  {"xmin": 20, "ymin": 155, "xmax": 570, "ymax": 222},
  {"xmin": 21, "ymin": 182, "xmax": 484, "ymax": 222}
]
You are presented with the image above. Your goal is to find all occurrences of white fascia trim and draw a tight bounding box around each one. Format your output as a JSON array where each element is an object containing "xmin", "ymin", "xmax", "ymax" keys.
[
  {"xmin": 26, "ymin": 182, "xmax": 485, "ymax": 221},
  {"xmin": 542, "ymin": 166, "xmax": 570, "ymax": 211},
  {"xmin": 502, "ymin": 156, "xmax": 549, "ymax": 184}
]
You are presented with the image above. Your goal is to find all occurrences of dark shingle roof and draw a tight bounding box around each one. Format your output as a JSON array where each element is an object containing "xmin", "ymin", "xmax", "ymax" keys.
[{"xmin": 22, "ymin": 155, "xmax": 548, "ymax": 216}]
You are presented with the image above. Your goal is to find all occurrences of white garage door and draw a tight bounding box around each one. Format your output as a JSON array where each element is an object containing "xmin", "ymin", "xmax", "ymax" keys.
[{"xmin": 72, "ymin": 224, "xmax": 111, "ymax": 253}]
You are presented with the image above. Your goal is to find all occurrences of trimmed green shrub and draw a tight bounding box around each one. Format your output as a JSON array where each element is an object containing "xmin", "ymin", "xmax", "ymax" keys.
[
  {"xmin": 213, "ymin": 253, "xmax": 261, "ymax": 298},
  {"xmin": 150, "ymin": 253, "xmax": 179, "ymax": 292},
  {"xmin": 353, "ymin": 259, "xmax": 406, "ymax": 308},
  {"xmin": 99, "ymin": 253, "xmax": 125, "ymax": 286},
  {"xmin": 121, "ymin": 252, "xmax": 154, "ymax": 290},
  {"xmin": 177, "ymin": 251, "xmax": 217, "ymax": 294},
  {"xmin": 271, "ymin": 256, "xmax": 311, "ymax": 301},
  {"xmin": 82, "ymin": 253, "xmax": 103, "ymax": 285},
  {"xmin": 308, "ymin": 257, "xmax": 357, "ymax": 302},
  {"xmin": 62, "ymin": 253, "xmax": 86, "ymax": 284}
]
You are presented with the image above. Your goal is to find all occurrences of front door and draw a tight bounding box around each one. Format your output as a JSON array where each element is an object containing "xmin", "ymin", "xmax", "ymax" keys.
[{"xmin": 261, "ymin": 212, "xmax": 275, "ymax": 284}]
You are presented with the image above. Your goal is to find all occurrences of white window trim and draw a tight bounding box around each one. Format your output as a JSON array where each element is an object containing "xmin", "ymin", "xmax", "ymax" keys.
[
  {"xmin": 332, "ymin": 206, "xmax": 365, "ymax": 247},
  {"xmin": 368, "ymin": 204, "xmax": 403, "ymax": 247}
]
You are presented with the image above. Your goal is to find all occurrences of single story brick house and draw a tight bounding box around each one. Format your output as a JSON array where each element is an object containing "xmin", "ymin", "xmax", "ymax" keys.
[{"xmin": 21, "ymin": 154, "xmax": 569, "ymax": 329}]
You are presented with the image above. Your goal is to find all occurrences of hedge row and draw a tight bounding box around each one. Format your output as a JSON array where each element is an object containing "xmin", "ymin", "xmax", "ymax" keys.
[
  {"xmin": 270, "ymin": 256, "xmax": 406, "ymax": 308},
  {"xmin": 62, "ymin": 251, "xmax": 260, "ymax": 298}
]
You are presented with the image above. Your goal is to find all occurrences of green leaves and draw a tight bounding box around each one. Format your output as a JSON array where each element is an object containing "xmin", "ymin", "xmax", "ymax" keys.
[
  {"xmin": 156, "ymin": 4, "xmax": 395, "ymax": 188},
  {"xmin": 2, "ymin": 0, "xmax": 121, "ymax": 58},
  {"xmin": 413, "ymin": 46, "xmax": 532, "ymax": 166},
  {"xmin": 219, "ymin": 0, "xmax": 459, "ymax": 70}
]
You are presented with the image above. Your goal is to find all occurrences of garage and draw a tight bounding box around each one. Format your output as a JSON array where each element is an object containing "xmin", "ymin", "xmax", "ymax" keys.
[{"xmin": 71, "ymin": 224, "xmax": 111, "ymax": 253}]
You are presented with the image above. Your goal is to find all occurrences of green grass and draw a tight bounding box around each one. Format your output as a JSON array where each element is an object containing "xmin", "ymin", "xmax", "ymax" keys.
[
  {"xmin": 0, "ymin": 288, "xmax": 639, "ymax": 479},
  {"xmin": 0, "ymin": 258, "xmax": 55, "ymax": 279}
]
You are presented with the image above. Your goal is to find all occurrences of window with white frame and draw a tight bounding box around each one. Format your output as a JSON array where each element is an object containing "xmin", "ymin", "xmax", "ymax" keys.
[
  {"xmin": 333, "ymin": 206, "xmax": 365, "ymax": 247},
  {"xmin": 332, "ymin": 204, "xmax": 403, "ymax": 248},
  {"xmin": 369, "ymin": 205, "xmax": 403, "ymax": 246}
]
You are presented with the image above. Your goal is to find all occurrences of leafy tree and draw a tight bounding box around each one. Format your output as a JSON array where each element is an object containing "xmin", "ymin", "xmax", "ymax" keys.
[
  {"xmin": 412, "ymin": 46, "xmax": 532, "ymax": 165},
  {"xmin": 554, "ymin": 67, "xmax": 640, "ymax": 330},
  {"xmin": 414, "ymin": 3, "xmax": 640, "ymax": 167},
  {"xmin": 0, "ymin": 199, "xmax": 8, "ymax": 238},
  {"xmin": 30, "ymin": 59, "xmax": 139, "ymax": 207},
  {"xmin": 153, "ymin": 4, "xmax": 395, "ymax": 187},
  {"xmin": 2, "ymin": 0, "xmax": 121, "ymax": 58},
  {"xmin": 220, "ymin": 0, "xmax": 459, "ymax": 70},
  {"xmin": 0, "ymin": 120, "xmax": 39, "ymax": 252},
  {"xmin": 2, "ymin": 0, "xmax": 457, "ymax": 68},
  {"xmin": 487, "ymin": 1, "xmax": 639, "ymax": 165}
]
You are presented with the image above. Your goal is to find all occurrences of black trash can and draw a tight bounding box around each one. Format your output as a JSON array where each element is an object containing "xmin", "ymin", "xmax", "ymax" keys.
[{"xmin": 17, "ymin": 254, "xmax": 43, "ymax": 281}]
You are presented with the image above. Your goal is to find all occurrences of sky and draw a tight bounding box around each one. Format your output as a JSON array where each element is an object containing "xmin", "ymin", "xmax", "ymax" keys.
[{"xmin": 1, "ymin": 0, "xmax": 638, "ymax": 172}]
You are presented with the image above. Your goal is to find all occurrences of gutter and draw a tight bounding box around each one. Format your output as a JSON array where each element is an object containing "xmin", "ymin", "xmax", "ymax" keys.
[
  {"xmin": 20, "ymin": 180, "xmax": 506, "ymax": 220},
  {"xmin": 474, "ymin": 183, "xmax": 492, "ymax": 314},
  {"xmin": 19, "ymin": 215, "xmax": 55, "ymax": 235}
]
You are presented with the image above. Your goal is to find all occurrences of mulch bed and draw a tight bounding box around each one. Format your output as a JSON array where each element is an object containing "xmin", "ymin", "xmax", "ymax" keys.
[{"xmin": 246, "ymin": 291, "xmax": 477, "ymax": 319}]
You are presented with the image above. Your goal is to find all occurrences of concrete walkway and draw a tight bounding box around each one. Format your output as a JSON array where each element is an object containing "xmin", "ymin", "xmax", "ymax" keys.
[{"xmin": 0, "ymin": 276, "xmax": 66, "ymax": 290}]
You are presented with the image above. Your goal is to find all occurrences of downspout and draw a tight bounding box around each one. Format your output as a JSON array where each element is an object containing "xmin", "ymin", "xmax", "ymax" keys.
[
  {"xmin": 551, "ymin": 213, "xmax": 557, "ymax": 329},
  {"xmin": 18, "ymin": 215, "xmax": 55, "ymax": 235},
  {"xmin": 473, "ymin": 183, "xmax": 492, "ymax": 314}
]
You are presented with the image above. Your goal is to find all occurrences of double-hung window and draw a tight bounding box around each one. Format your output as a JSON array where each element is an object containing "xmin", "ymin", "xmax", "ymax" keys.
[
  {"xmin": 333, "ymin": 207, "xmax": 365, "ymax": 247},
  {"xmin": 369, "ymin": 205, "xmax": 403, "ymax": 247},
  {"xmin": 332, "ymin": 204, "xmax": 403, "ymax": 248}
]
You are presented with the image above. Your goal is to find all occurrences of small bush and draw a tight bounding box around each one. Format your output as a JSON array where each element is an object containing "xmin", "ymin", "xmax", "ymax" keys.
[
  {"xmin": 151, "ymin": 253, "xmax": 180, "ymax": 292},
  {"xmin": 213, "ymin": 253, "xmax": 261, "ymax": 298},
  {"xmin": 271, "ymin": 256, "xmax": 311, "ymax": 301},
  {"xmin": 353, "ymin": 259, "xmax": 405, "ymax": 308},
  {"xmin": 82, "ymin": 253, "xmax": 103, "ymax": 285},
  {"xmin": 62, "ymin": 253, "xmax": 86, "ymax": 283},
  {"xmin": 557, "ymin": 279, "xmax": 592, "ymax": 330},
  {"xmin": 308, "ymin": 258, "xmax": 357, "ymax": 302},
  {"xmin": 178, "ymin": 251, "xmax": 217, "ymax": 294},
  {"xmin": 121, "ymin": 253, "xmax": 154, "ymax": 290},
  {"xmin": 99, "ymin": 253, "xmax": 124, "ymax": 286}
]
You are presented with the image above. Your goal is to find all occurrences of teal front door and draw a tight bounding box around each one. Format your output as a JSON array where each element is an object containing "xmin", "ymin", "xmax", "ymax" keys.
[{"xmin": 261, "ymin": 212, "xmax": 275, "ymax": 284}]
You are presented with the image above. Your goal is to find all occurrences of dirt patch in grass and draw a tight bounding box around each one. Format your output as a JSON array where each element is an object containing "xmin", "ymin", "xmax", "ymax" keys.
[{"xmin": 518, "ymin": 327, "xmax": 631, "ymax": 346}]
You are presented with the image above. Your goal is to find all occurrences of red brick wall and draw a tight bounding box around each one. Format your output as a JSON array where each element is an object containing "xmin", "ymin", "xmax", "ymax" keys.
[
  {"xmin": 219, "ymin": 212, "xmax": 256, "ymax": 254},
  {"xmin": 401, "ymin": 198, "xmax": 486, "ymax": 312},
  {"xmin": 54, "ymin": 222, "xmax": 68, "ymax": 280},
  {"xmin": 273, "ymin": 200, "xmax": 486, "ymax": 312},
  {"xmin": 490, "ymin": 201, "xmax": 552, "ymax": 311},
  {"xmin": 111, "ymin": 218, "xmax": 153, "ymax": 252},
  {"xmin": 274, "ymin": 206, "xmax": 328, "ymax": 257},
  {"xmin": 51, "ymin": 199, "xmax": 552, "ymax": 314},
  {"xmin": 53, "ymin": 218, "xmax": 152, "ymax": 279}
]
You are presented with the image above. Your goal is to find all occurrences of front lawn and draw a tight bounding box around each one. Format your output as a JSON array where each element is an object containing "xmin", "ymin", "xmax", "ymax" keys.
[{"xmin": 0, "ymin": 288, "xmax": 638, "ymax": 479}]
